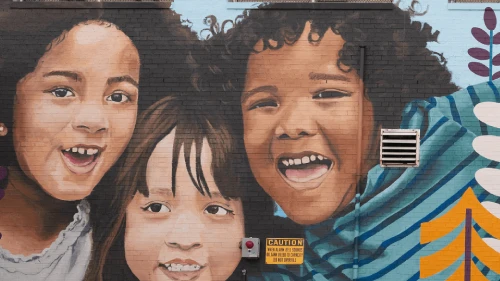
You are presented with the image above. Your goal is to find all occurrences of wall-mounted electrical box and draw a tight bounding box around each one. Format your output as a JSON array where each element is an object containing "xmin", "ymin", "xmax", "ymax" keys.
[{"xmin": 241, "ymin": 237, "xmax": 260, "ymax": 259}]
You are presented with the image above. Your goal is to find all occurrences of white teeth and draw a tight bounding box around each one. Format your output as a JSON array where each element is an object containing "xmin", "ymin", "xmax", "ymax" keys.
[
  {"xmin": 281, "ymin": 154, "xmax": 329, "ymax": 167},
  {"xmin": 164, "ymin": 263, "xmax": 201, "ymax": 272},
  {"xmin": 302, "ymin": 156, "xmax": 310, "ymax": 164},
  {"xmin": 65, "ymin": 147, "xmax": 100, "ymax": 155}
]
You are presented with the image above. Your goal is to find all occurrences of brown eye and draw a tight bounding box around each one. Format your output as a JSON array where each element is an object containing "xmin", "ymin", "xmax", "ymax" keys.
[
  {"xmin": 204, "ymin": 205, "xmax": 234, "ymax": 216},
  {"xmin": 313, "ymin": 90, "xmax": 350, "ymax": 99},
  {"xmin": 50, "ymin": 88, "xmax": 75, "ymax": 98},
  {"xmin": 248, "ymin": 100, "xmax": 278, "ymax": 110},
  {"xmin": 106, "ymin": 92, "xmax": 131, "ymax": 103},
  {"xmin": 144, "ymin": 203, "xmax": 170, "ymax": 213}
]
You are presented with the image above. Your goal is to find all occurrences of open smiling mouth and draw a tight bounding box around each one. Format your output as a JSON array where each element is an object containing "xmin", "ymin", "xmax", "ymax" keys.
[
  {"xmin": 61, "ymin": 146, "xmax": 102, "ymax": 175},
  {"xmin": 277, "ymin": 153, "xmax": 333, "ymax": 183},
  {"xmin": 159, "ymin": 259, "xmax": 205, "ymax": 281}
]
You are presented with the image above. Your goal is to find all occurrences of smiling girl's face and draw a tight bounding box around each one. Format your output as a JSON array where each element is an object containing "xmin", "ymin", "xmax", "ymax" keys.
[
  {"xmin": 13, "ymin": 22, "xmax": 140, "ymax": 201},
  {"xmin": 124, "ymin": 129, "xmax": 245, "ymax": 281}
]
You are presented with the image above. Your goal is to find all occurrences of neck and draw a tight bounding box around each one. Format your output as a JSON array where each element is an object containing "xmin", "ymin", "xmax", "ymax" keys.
[{"xmin": 0, "ymin": 165, "xmax": 77, "ymax": 255}]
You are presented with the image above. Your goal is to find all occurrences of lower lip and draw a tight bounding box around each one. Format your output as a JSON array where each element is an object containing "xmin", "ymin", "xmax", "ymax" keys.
[
  {"xmin": 60, "ymin": 151, "xmax": 100, "ymax": 175},
  {"xmin": 159, "ymin": 265, "xmax": 205, "ymax": 281}
]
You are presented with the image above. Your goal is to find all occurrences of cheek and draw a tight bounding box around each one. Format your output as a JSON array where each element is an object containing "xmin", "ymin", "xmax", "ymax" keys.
[
  {"xmin": 125, "ymin": 217, "xmax": 161, "ymax": 258},
  {"xmin": 208, "ymin": 221, "xmax": 244, "ymax": 278},
  {"xmin": 108, "ymin": 106, "xmax": 137, "ymax": 150},
  {"xmin": 243, "ymin": 112, "xmax": 275, "ymax": 153}
]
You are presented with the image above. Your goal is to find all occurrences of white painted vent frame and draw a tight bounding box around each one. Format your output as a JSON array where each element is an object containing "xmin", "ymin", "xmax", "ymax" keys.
[{"xmin": 380, "ymin": 129, "xmax": 420, "ymax": 167}]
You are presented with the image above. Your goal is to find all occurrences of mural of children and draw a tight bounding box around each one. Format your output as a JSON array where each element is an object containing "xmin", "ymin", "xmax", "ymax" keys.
[
  {"xmin": 0, "ymin": 8, "xmax": 199, "ymax": 281},
  {"xmin": 84, "ymin": 96, "xmax": 282, "ymax": 281},
  {"xmin": 197, "ymin": 1, "xmax": 500, "ymax": 280}
]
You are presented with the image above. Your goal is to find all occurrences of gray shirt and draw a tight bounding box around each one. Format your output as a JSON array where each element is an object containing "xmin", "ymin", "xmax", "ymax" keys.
[{"xmin": 0, "ymin": 200, "xmax": 92, "ymax": 281}]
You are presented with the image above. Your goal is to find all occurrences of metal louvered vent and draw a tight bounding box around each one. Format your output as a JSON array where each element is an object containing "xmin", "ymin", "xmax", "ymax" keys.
[{"xmin": 380, "ymin": 129, "xmax": 420, "ymax": 167}]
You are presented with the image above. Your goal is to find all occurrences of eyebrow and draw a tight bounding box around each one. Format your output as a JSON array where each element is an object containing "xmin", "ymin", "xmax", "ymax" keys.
[
  {"xmin": 147, "ymin": 187, "xmax": 231, "ymax": 203},
  {"xmin": 241, "ymin": 85, "xmax": 278, "ymax": 104},
  {"xmin": 148, "ymin": 187, "xmax": 174, "ymax": 197},
  {"xmin": 107, "ymin": 75, "xmax": 139, "ymax": 88},
  {"xmin": 43, "ymin": 71, "xmax": 80, "ymax": 82},
  {"xmin": 309, "ymin": 72, "xmax": 351, "ymax": 82}
]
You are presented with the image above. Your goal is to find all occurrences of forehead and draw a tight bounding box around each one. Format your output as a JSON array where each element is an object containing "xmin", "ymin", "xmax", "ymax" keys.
[
  {"xmin": 36, "ymin": 23, "xmax": 140, "ymax": 74},
  {"xmin": 246, "ymin": 25, "xmax": 348, "ymax": 82},
  {"xmin": 146, "ymin": 129, "xmax": 215, "ymax": 193}
]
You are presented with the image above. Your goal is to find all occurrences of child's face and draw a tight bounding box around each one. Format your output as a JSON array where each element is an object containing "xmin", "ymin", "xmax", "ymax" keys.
[
  {"xmin": 241, "ymin": 22, "xmax": 376, "ymax": 225},
  {"xmin": 125, "ymin": 130, "xmax": 245, "ymax": 281},
  {"xmin": 13, "ymin": 22, "xmax": 140, "ymax": 201}
]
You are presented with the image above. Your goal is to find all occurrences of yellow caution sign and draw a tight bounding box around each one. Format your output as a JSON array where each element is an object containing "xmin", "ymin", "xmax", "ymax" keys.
[{"xmin": 265, "ymin": 238, "xmax": 304, "ymax": 265}]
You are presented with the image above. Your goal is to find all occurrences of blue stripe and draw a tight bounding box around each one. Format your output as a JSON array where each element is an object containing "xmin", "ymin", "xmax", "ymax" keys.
[
  {"xmin": 426, "ymin": 97, "xmax": 437, "ymax": 111},
  {"xmin": 420, "ymin": 117, "xmax": 447, "ymax": 144},
  {"xmin": 401, "ymin": 104, "xmax": 418, "ymax": 129},
  {"xmin": 467, "ymin": 85, "xmax": 488, "ymax": 136},
  {"xmin": 319, "ymin": 152, "xmax": 478, "ymax": 279},
  {"xmin": 487, "ymin": 81, "xmax": 500, "ymax": 102},
  {"xmin": 310, "ymin": 116, "xmax": 451, "ymax": 249},
  {"xmin": 407, "ymin": 272, "xmax": 420, "ymax": 281},
  {"xmin": 446, "ymin": 95, "xmax": 462, "ymax": 125}
]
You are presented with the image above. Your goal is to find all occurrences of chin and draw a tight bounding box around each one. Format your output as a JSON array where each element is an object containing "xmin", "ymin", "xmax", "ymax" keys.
[
  {"xmin": 287, "ymin": 210, "xmax": 333, "ymax": 225},
  {"xmin": 45, "ymin": 180, "xmax": 94, "ymax": 201}
]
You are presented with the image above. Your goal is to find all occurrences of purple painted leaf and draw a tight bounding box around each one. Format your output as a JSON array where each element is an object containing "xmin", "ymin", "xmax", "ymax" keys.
[
  {"xmin": 485, "ymin": 7, "xmax": 497, "ymax": 30},
  {"xmin": 469, "ymin": 62, "xmax": 489, "ymax": 77},
  {"xmin": 494, "ymin": 32, "xmax": 500, "ymax": 44},
  {"xmin": 493, "ymin": 53, "xmax": 500, "ymax": 66},
  {"xmin": 468, "ymin": 48, "xmax": 490, "ymax": 60},
  {"xmin": 493, "ymin": 71, "xmax": 500, "ymax": 80},
  {"xmin": 472, "ymin": 27, "xmax": 491, "ymax": 45}
]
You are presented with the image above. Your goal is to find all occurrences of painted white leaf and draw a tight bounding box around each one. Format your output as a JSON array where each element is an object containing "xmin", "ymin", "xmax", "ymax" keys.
[
  {"xmin": 483, "ymin": 238, "xmax": 500, "ymax": 253},
  {"xmin": 473, "ymin": 135, "xmax": 500, "ymax": 162},
  {"xmin": 474, "ymin": 102, "xmax": 500, "ymax": 128},
  {"xmin": 476, "ymin": 168, "xmax": 500, "ymax": 196},
  {"xmin": 481, "ymin": 201, "xmax": 500, "ymax": 218}
]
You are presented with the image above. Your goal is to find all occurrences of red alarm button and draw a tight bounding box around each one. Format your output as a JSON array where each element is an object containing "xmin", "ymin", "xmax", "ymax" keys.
[{"xmin": 245, "ymin": 241, "xmax": 254, "ymax": 249}]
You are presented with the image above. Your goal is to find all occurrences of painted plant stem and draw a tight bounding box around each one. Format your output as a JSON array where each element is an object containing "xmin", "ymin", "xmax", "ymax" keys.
[
  {"xmin": 465, "ymin": 208, "xmax": 472, "ymax": 281},
  {"xmin": 491, "ymin": 30, "xmax": 494, "ymax": 82}
]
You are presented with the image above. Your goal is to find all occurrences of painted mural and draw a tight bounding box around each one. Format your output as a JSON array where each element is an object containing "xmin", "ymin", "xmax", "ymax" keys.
[{"xmin": 1, "ymin": 1, "xmax": 500, "ymax": 281}]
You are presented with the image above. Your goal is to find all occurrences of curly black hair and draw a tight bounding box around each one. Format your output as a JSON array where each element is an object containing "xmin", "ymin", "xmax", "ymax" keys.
[{"xmin": 194, "ymin": 1, "xmax": 459, "ymax": 133}]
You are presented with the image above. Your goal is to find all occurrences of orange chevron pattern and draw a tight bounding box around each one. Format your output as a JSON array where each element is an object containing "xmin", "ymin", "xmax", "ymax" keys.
[{"xmin": 420, "ymin": 188, "xmax": 500, "ymax": 280}]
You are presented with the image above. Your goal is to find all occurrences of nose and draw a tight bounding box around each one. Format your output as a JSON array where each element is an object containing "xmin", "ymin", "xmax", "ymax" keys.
[
  {"xmin": 165, "ymin": 213, "xmax": 203, "ymax": 251},
  {"xmin": 275, "ymin": 102, "xmax": 318, "ymax": 140},
  {"xmin": 72, "ymin": 103, "xmax": 109, "ymax": 134}
]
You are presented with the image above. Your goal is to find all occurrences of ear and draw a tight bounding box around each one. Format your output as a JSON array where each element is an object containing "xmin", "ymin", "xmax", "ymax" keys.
[{"xmin": 0, "ymin": 122, "xmax": 8, "ymax": 137}]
